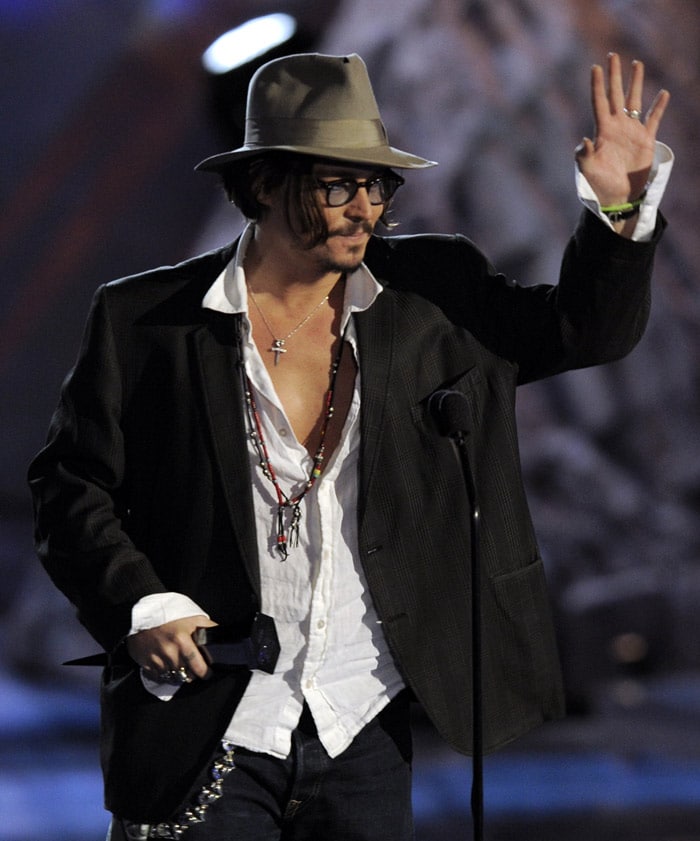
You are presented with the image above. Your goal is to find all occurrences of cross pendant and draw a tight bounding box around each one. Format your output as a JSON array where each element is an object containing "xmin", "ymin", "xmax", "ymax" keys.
[{"xmin": 270, "ymin": 339, "xmax": 287, "ymax": 365}]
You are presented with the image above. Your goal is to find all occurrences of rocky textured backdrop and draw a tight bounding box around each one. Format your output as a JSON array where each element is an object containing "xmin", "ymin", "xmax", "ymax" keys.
[{"xmin": 318, "ymin": 0, "xmax": 700, "ymax": 696}]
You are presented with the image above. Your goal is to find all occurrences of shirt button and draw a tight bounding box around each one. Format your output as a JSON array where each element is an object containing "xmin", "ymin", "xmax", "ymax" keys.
[
  {"xmin": 305, "ymin": 679, "xmax": 314, "ymax": 689},
  {"xmin": 279, "ymin": 428, "xmax": 288, "ymax": 437},
  {"xmin": 317, "ymin": 619, "xmax": 326, "ymax": 630}
]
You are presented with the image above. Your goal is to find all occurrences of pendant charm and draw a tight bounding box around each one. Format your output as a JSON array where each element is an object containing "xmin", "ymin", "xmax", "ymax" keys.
[
  {"xmin": 276, "ymin": 506, "xmax": 289, "ymax": 561},
  {"xmin": 270, "ymin": 339, "xmax": 287, "ymax": 365}
]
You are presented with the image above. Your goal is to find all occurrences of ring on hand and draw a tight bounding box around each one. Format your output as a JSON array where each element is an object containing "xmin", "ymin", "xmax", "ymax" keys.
[
  {"xmin": 624, "ymin": 107, "xmax": 642, "ymax": 120},
  {"xmin": 157, "ymin": 667, "xmax": 192, "ymax": 684}
]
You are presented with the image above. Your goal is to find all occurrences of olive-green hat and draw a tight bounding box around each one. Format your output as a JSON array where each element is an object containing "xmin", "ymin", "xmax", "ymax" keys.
[{"xmin": 195, "ymin": 52, "xmax": 437, "ymax": 172}]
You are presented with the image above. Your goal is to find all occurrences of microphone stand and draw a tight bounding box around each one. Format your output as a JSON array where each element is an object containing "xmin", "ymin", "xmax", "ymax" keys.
[{"xmin": 429, "ymin": 391, "xmax": 483, "ymax": 841}]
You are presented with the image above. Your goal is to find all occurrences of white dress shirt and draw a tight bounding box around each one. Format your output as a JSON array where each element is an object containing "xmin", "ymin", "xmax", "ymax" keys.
[{"xmin": 199, "ymin": 227, "xmax": 405, "ymax": 758}]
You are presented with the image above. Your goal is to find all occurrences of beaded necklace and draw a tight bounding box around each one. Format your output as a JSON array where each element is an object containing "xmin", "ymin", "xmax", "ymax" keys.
[{"xmin": 238, "ymin": 320, "xmax": 348, "ymax": 560}]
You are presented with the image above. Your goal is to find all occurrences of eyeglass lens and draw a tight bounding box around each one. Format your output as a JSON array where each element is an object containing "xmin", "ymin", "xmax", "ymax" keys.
[{"xmin": 319, "ymin": 175, "xmax": 403, "ymax": 207}]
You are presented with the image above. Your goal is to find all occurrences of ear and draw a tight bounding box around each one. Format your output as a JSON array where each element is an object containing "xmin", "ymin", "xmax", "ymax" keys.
[
  {"xmin": 255, "ymin": 183, "xmax": 275, "ymax": 207},
  {"xmin": 248, "ymin": 166, "xmax": 277, "ymax": 210}
]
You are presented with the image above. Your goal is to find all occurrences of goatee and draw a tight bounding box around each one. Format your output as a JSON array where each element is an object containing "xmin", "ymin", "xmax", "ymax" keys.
[
  {"xmin": 319, "ymin": 224, "xmax": 374, "ymax": 274},
  {"xmin": 319, "ymin": 256, "xmax": 365, "ymax": 274}
]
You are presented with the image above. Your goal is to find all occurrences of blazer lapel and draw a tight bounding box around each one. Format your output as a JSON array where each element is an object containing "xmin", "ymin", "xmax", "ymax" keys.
[
  {"xmin": 354, "ymin": 291, "xmax": 395, "ymax": 523},
  {"xmin": 190, "ymin": 313, "xmax": 261, "ymax": 600}
]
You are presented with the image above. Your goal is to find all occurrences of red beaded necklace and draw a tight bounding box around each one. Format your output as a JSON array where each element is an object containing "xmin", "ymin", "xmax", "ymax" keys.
[{"xmin": 238, "ymin": 323, "xmax": 348, "ymax": 560}]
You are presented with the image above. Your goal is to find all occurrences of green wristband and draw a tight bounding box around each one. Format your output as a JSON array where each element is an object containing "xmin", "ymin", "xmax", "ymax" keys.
[{"xmin": 600, "ymin": 189, "xmax": 647, "ymax": 215}]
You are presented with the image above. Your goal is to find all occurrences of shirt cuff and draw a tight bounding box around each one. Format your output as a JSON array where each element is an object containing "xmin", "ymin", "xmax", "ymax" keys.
[
  {"xmin": 129, "ymin": 591, "xmax": 209, "ymax": 633},
  {"xmin": 140, "ymin": 672, "xmax": 182, "ymax": 701},
  {"xmin": 576, "ymin": 141, "xmax": 674, "ymax": 242}
]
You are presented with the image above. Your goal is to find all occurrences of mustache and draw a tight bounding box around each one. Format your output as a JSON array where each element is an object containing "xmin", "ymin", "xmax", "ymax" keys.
[{"xmin": 327, "ymin": 222, "xmax": 374, "ymax": 238}]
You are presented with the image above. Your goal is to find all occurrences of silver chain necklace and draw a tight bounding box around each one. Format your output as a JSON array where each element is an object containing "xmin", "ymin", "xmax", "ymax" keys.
[{"xmin": 247, "ymin": 285, "xmax": 330, "ymax": 365}]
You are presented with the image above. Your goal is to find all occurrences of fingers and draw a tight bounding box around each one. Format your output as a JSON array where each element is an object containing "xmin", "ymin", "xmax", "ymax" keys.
[
  {"xmin": 592, "ymin": 54, "xmax": 643, "ymax": 118},
  {"xmin": 127, "ymin": 615, "xmax": 216, "ymax": 682},
  {"xmin": 645, "ymin": 87, "xmax": 671, "ymax": 136},
  {"xmin": 574, "ymin": 137, "xmax": 595, "ymax": 161},
  {"xmin": 590, "ymin": 62, "xmax": 609, "ymax": 125},
  {"xmin": 143, "ymin": 643, "xmax": 211, "ymax": 683},
  {"xmin": 181, "ymin": 646, "xmax": 211, "ymax": 680},
  {"xmin": 589, "ymin": 53, "xmax": 670, "ymax": 134},
  {"xmin": 625, "ymin": 59, "xmax": 645, "ymax": 115},
  {"xmin": 606, "ymin": 51, "xmax": 626, "ymax": 114}
]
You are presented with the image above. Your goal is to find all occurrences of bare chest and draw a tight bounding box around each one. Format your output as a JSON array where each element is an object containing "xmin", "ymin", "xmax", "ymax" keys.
[{"xmin": 251, "ymin": 319, "xmax": 357, "ymax": 459}]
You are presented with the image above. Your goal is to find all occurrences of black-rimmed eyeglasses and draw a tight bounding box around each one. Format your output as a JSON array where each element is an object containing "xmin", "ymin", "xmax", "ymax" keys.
[{"xmin": 314, "ymin": 173, "xmax": 405, "ymax": 207}]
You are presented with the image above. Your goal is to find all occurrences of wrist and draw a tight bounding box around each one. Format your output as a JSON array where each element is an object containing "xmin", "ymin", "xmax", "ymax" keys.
[{"xmin": 599, "ymin": 188, "xmax": 647, "ymax": 223}]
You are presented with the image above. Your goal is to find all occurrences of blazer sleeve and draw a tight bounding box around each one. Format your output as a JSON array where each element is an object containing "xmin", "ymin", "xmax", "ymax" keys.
[
  {"xmin": 28, "ymin": 285, "xmax": 167, "ymax": 652},
  {"xmin": 366, "ymin": 209, "xmax": 665, "ymax": 384}
]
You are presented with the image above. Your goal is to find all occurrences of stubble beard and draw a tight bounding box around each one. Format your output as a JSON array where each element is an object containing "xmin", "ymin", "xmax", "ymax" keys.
[{"xmin": 318, "ymin": 254, "xmax": 365, "ymax": 275}]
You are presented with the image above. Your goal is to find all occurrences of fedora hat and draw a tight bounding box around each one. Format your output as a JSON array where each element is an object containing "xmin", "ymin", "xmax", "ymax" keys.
[{"xmin": 195, "ymin": 52, "xmax": 437, "ymax": 172}]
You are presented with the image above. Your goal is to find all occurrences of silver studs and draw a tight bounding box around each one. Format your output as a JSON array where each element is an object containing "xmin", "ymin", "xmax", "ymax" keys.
[{"xmin": 134, "ymin": 741, "xmax": 236, "ymax": 838}]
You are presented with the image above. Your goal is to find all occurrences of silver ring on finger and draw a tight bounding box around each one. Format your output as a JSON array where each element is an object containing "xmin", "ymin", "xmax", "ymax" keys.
[
  {"xmin": 157, "ymin": 667, "xmax": 192, "ymax": 685},
  {"xmin": 624, "ymin": 107, "xmax": 642, "ymax": 120}
]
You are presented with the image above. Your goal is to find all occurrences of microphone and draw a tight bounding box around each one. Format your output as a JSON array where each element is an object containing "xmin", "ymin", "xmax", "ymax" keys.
[
  {"xmin": 428, "ymin": 389, "xmax": 471, "ymax": 437},
  {"xmin": 428, "ymin": 386, "xmax": 483, "ymax": 838}
]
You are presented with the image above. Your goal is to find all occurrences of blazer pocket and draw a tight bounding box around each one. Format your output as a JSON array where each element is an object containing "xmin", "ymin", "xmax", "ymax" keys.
[{"xmin": 490, "ymin": 558, "xmax": 562, "ymax": 700}]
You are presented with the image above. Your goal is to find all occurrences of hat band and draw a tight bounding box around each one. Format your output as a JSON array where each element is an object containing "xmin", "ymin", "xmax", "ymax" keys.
[{"xmin": 245, "ymin": 117, "xmax": 388, "ymax": 151}]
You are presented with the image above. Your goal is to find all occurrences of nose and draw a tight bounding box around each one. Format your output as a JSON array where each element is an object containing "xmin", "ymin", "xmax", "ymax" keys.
[{"xmin": 345, "ymin": 184, "xmax": 374, "ymax": 218}]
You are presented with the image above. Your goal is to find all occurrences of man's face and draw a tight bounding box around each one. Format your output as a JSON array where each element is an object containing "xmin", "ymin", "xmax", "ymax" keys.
[{"xmin": 308, "ymin": 162, "xmax": 390, "ymax": 274}]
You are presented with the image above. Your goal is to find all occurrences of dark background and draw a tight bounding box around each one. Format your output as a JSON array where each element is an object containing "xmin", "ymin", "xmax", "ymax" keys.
[{"xmin": 1, "ymin": 1, "xmax": 699, "ymax": 839}]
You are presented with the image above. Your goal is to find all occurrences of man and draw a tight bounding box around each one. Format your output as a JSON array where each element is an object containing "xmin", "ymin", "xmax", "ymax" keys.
[{"xmin": 29, "ymin": 52, "xmax": 671, "ymax": 840}]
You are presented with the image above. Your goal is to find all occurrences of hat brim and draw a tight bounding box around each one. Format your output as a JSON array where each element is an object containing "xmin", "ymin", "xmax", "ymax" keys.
[{"xmin": 195, "ymin": 143, "xmax": 437, "ymax": 172}]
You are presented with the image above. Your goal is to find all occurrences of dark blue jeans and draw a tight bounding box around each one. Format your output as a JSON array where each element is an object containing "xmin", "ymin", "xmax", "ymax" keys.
[{"xmin": 113, "ymin": 692, "xmax": 414, "ymax": 841}]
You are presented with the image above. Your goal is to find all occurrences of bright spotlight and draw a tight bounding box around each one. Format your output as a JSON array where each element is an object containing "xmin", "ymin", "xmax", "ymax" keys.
[{"xmin": 202, "ymin": 13, "xmax": 298, "ymax": 75}]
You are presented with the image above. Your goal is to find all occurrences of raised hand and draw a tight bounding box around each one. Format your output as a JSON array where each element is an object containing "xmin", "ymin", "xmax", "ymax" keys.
[{"xmin": 575, "ymin": 52, "xmax": 670, "ymax": 210}]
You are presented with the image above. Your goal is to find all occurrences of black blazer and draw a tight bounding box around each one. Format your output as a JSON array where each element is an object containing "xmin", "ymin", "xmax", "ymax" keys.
[{"xmin": 28, "ymin": 210, "xmax": 663, "ymax": 821}]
